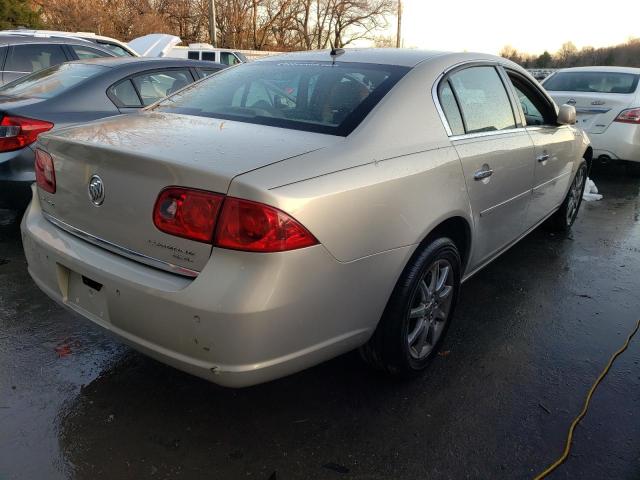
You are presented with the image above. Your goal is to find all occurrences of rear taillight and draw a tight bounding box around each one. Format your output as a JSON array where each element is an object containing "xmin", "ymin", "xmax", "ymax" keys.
[
  {"xmin": 152, "ymin": 187, "xmax": 318, "ymax": 252},
  {"xmin": 35, "ymin": 149, "xmax": 55, "ymax": 193},
  {"xmin": 614, "ymin": 107, "xmax": 640, "ymax": 124},
  {"xmin": 0, "ymin": 115, "xmax": 54, "ymax": 152},
  {"xmin": 214, "ymin": 197, "xmax": 318, "ymax": 252},
  {"xmin": 153, "ymin": 187, "xmax": 224, "ymax": 242}
]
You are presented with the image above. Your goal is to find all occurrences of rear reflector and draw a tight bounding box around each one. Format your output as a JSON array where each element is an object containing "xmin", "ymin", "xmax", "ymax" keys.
[
  {"xmin": 153, "ymin": 187, "xmax": 224, "ymax": 243},
  {"xmin": 0, "ymin": 115, "xmax": 53, "ymax": 152},
  {"xmin": 35, "ymin": 149, "xmax": 55, "ymax": 193},
  {"xmin": 614, "ymin": 107, "xmax": 640, "ymax": 124},
  {"xmin": 214, "ymin": 197, "xmax": 318, "ymax": 252},
  {"xmin": 152, "ymin": 187, "xmax": 318, "ymax": 252}
]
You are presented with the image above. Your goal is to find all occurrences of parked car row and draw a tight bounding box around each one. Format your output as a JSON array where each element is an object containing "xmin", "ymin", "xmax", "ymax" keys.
[
  {"xmin": 0, "ymin": 50, "xmax": 224, "ymax": 207},
  {"xmin": 542, "ymin": 66, "xmax": 640, "ymax": 175},
  {"xmin": 17, "ymin": 47, "xmax": 594, "ymax": 387}
]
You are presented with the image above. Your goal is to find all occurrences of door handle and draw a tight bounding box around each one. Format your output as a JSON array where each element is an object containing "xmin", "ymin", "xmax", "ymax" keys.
[
  {"xmin": 537, "ymin": 153, "xmax": 550, "ymax": 162},
  {"xmin": 473, "ymin": 167, "xmax": 494, "ymax": 180}
]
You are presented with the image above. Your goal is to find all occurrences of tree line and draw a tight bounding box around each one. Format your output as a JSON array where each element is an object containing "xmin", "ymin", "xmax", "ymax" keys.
[
  {"xmin": 500, "ymin": 39, "xmax": 640, "ymax": 69},
  {"xmin": 5, "ymin": 0, "xmax": 395, "ymax": 51}
]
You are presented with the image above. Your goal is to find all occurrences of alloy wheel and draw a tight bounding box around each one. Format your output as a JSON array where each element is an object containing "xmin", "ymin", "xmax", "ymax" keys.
[{"xmin": 407, "ymin": 259, "xmax": 454, "ymax": 359}]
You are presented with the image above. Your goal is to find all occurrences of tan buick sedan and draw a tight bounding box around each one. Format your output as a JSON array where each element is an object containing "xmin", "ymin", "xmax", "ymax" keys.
[{"xmin": 22, "ymin": 49, "xmax": 591, "ymax": 387}]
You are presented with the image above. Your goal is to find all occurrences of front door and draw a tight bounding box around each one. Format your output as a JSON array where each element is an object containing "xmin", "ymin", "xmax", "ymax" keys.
[{"xmin": 505, "ymin": 71, "xmax": 578, "ymax": 227}]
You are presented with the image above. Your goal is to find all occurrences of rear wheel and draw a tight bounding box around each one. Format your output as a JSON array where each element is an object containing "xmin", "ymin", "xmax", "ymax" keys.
[
  {"xmin": 360, "ymin": 237, "xmax": 461, "ymax": 377},
  {"xmin": 546, "ymin": 161, "xmax": 588, "ymax": 233}
]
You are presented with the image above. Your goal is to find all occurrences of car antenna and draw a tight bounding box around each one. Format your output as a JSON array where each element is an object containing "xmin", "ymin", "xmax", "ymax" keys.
[{"xmin": 329, "ymin": 42, "xmax": 345, "ymax": 65}]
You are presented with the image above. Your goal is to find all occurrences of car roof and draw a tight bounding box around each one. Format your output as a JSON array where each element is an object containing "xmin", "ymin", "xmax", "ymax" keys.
[
  {"xmin": 260, "ymin": 48, "xmax": 451, "ymax": 67},
  {"xmin": 70, "ymin": 57, "xmax": 225, "ymax": 69},
  {"xmin": 0, "ymin": 33, "xmax": 99, "ymax": 47},
  {"xmin": 555, "ymin": 66, "xmax": 640, "ymax": 74}
]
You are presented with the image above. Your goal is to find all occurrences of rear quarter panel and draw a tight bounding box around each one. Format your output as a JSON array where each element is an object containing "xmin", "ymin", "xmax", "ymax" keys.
[{"xmin": 230, "ymin": 58, "xmax": 473, "ymax": 263}]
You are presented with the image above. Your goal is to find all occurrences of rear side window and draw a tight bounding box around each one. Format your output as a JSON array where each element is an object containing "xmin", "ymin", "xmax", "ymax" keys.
[
  {"xmin": 544, "ymin": 71, "xmax": 640, "ymax": 94},
  {"xmin": 109, "ymin": 79, "xmax": 141, "ymax": 107},
  {"xmin": 439, "ymin": 81, "xmax": 465, "ymax": 135},
  {"xmin": 131, "ymin": 69, "xmax": 193, "ymax": 106},
  {"xmin": 448, "ymin": 66, "xmax": 516, "ymax": 134},
  {"xmin": 70, "ymin": 45, "xmax": 112, "ymax": 59},
  {"xmin": 187, "ymin": 51, "xmax": 199, "ymax": 60},
  {"xmin": 201, "ymin": 51, "xmax": 216, "ymax": 61},
  {"xmin": 5, "ymin": 44, "xmax": 67, "ymax": 74},
  {"xmin": 97, "ymin": 42, "xmax": 132, "ymax": 57}
]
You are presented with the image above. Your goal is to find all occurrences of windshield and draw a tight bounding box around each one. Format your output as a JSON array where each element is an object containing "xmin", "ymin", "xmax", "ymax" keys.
[
  {"xmin": 544, "ymin": 71, "xmax": 640, "ymax": 94},
  {"xmin": 153, "ymin": 61, "xmax": 409, "ymax": 136},
  {"xmin": 0, "ymin": 63, "xmax": 108, "ymax": 99}
]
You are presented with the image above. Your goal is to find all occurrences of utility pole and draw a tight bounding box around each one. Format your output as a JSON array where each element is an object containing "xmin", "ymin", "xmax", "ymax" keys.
[
  {"xmin": 396, "ymin": 0, "xmax": 402, "ymax": 48},
  {"xmin": 209, "ymin": 0, "xmax": 217, "ymax": 47}
]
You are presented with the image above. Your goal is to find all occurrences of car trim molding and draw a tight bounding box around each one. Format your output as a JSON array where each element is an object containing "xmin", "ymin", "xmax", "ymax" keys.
[
  {"xmin": 479, "ymin": 189, "xmax": 531, "ymax": 217},
  {"xmin": 42, "ymin": 212, "xmax": 200, "ymax": 278}
]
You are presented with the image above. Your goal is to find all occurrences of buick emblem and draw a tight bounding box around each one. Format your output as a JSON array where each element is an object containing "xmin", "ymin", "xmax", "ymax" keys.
[
  {"xmin": 566, "ymin": 98, "xmax": 576, "ymax": 105},
  {"xmin": 88, "ymin": 175, "xmax": 105, "ymax": 206}
]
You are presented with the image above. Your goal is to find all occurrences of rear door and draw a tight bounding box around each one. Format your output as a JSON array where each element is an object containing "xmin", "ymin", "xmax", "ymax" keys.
[
  {"xmin": 2, "ymin": 43, "xmax": 69, "ymax": 84},
  {"xmin": 506, "ymin": 69, "xmax": 577, "ymax": 226},
  {"xmin": 440, "ymin": 65, "xmax": 536, "ymax": 269},
  {"xmin": 543, "ymin": 70, "xmax": 640, "ymax": 134}
]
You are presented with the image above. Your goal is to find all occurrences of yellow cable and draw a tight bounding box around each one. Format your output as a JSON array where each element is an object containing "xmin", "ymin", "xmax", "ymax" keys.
[{"xmin": 534, "ymin": 317, "xmax": 640, "ymax": 480}]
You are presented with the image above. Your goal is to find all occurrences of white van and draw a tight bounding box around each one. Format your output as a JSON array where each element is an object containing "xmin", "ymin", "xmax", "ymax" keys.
[{"xmin": 168, "ymin": 44, "xmax": 247, "ymax": 65}]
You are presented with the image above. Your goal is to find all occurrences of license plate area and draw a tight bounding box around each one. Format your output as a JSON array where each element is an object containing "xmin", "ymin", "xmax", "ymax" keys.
[{"xmin": 67, "ymin": 270, "xmax": 109, "ymax": 323}]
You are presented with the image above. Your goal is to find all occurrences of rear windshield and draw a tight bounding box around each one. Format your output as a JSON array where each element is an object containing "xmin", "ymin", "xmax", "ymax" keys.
[
  {"xmin": 0, "ymin": 63, "xmax": 107, "ymax": 99},
  {"xmin": 544, "ymin": 71, "xmax": 640, "ymax": 94},
  {"xmin": 153, "ymin": 61, "xmax": 409, "ymax": 136}
]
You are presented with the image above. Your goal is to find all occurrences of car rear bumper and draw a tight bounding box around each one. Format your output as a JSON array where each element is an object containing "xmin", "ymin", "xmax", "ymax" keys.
[
  {"xmin": 21, "ymin": 188, "xmax": 409, "ymax": 387},
  {"xmin": 589, "ymin": 122, "xmax": 640, "ymax": 163}
]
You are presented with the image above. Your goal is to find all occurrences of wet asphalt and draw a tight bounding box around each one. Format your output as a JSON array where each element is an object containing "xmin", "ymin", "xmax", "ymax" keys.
[{"xmin": 0, "ymin": 165, "xmax": 639, "ymax": 480}]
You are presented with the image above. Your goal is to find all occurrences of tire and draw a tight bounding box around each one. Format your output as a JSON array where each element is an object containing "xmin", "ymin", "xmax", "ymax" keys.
[
  {"xmin": 545, "ymin": 161, "xmax": 588, "ymax": 233},
  {"xmin": 360, "ymin": 237, "xmax": 461, "ymax": 377}
]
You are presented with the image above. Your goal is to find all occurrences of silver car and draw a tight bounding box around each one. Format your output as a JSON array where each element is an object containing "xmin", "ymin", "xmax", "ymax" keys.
[
  {"xmin": 543, "ymin": 66, "xmax": 640, "ymax": 175},
  {"xmin": 22, "ymin": 49, "xmax": 591, "ymax": 387}
]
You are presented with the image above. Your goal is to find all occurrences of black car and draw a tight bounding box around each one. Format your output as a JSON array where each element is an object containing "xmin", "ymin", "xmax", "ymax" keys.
[
  {"xmin": 0, "ymin": 57, "xmax": 224, "ymax": 207},
  {"xmin": 0, "ymin": 34, "xmax": 117, "ymax": 85}
]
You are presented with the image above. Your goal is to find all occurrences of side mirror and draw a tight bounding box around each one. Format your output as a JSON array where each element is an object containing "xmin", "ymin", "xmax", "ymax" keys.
[{"xmin": 557, "ymin": 104, "xmax": 576, "ymax": 125}]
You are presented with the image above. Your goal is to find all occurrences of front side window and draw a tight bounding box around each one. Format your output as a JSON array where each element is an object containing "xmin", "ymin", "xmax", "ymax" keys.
[
  {"xmin": 196, "ymin": 68, "xmax": 221, "ymax": 78},
  {"xmin": 448, "ymin": 66, "xmax": 516, "ymax": 134},
  {"xmin": 131, "ymin": 69, "xmax": 193, "ymax": 106},
  {"xmin": 70, "ymin": 45, "xmax": 112, "ymax": 59},
  {"xmin": 154, "ymin": 61, "xmax": 409, "ymax": 136},
  {"xmin": 5, "ymin": 44, "xmax": 67, "ymax": 74},
  {"xmin": 0, "ymin": 62, "xmax": 107, "ymax": 99},
  {"xmin": 220, "ymin": 52, "xmax": 240, "ymax": 65},
  {"xmin": 544, "ymin": 71, "xmax": 640, "ymax": 94},
  {"xmin": 514, "ymin": 85, "xmax": 544, "ymax": 126}
]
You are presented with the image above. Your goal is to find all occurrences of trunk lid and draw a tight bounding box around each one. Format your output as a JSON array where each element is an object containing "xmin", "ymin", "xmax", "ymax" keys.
[
  {"xmin": 38, "ymin": 112, "xmax": 336, "ymax": 273},
  {"xmin": 547, "ymin": 91, "xmax": 635, "ymax": 134}
]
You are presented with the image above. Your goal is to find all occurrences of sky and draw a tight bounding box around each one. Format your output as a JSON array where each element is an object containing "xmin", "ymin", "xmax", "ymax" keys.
[{"xmin": 395, "ymin": 0, "xmax": 640, "ymax": 55}]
